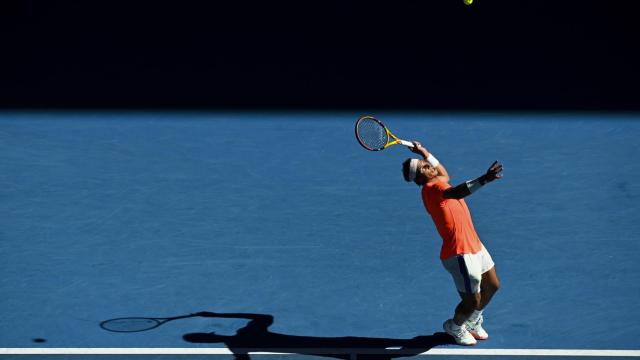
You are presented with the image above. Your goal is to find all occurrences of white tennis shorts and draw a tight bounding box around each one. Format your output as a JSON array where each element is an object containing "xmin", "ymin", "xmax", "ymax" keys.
[{"xmin": 441, "ymin": 246, "xmax": 495, "ymax": 294}]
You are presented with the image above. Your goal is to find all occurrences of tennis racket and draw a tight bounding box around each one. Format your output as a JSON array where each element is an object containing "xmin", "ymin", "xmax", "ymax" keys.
[
  {"xmin": 100, "ymin": 314, "xmax": 198, "ymax": 332},
  {"xmin": 355, "ymin": 115, "xmax": 414, "ymax": 151}
]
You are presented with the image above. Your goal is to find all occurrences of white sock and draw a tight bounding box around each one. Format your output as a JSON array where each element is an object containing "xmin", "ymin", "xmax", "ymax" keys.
[{"xmin": 468, "ymin": 310, "xmax": 483, "ymax": 323}]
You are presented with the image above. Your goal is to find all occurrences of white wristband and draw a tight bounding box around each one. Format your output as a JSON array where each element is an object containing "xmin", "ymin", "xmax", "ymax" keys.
[{"xmin": 426, "ymin": 153, "xmax": 440, "ymax": 168}]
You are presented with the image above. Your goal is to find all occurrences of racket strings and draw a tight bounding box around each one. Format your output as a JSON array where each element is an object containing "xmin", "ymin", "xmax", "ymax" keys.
[{"xmin": 357, "ymin": 118, "xmax": 388, "ymax": 150}]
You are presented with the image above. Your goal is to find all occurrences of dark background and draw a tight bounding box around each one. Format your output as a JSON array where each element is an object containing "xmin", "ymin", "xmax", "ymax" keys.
[{"xmin": 1, "ymin": 0, "xmax": 638, "ymax": 110}]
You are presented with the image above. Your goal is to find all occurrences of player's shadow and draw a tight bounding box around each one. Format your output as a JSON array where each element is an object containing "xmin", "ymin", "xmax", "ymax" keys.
[{"xmin": 183, "ymin": 311, "xmax": 455, "ymax": 360}]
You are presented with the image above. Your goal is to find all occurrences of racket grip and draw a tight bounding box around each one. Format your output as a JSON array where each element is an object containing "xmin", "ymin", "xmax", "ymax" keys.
[{"xmin": 399, "ymin": 140, "xmax": 414, "ymax": 147}]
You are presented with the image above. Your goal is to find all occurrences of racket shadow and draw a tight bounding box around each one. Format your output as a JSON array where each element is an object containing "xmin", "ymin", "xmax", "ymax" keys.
[
  {"xmin": 100, "ymin": 313, "xmax": 198, "ymax": 332},
  {"xmin": 182, "ymin": 311, "xmax": 455, "ymax": 360}
]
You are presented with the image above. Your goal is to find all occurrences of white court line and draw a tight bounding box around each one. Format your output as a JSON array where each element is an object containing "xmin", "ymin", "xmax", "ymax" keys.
[{"xmin": 1, "ymin": 348, "xmax": 640, "ymax": 356}]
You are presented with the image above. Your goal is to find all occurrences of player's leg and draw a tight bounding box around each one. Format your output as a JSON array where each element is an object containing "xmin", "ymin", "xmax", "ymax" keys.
[
  {"xmin": 442, "ymin": 254, "xmax": 483, "ymax": 345},
  {"xmin": 479, "ymin": 266, "xmax": 500, "ymax": 310},
  {"xmin": 465, "ymin": 247, "xmax": 499, "ymax": 340},
  {"xmin": 454, "ymin": 292, "xmax": 482, "ymax": 325}
]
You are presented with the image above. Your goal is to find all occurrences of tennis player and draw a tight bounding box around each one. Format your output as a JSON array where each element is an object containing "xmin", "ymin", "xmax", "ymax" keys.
[{"xmin": 402, "ymin": 142, "xmax": 502, "ymax": 346}]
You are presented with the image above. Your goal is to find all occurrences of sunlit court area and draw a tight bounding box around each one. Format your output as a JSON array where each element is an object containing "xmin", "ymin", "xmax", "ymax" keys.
[{"xmin": 1, "ymin": 1, "xmax": 640, "ymax": 359}]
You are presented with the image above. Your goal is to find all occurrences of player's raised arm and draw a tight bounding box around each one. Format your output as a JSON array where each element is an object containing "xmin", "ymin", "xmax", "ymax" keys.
[
  {"xmin": 196, "ymin": 312, "xmax": 274, "ymax": 325},
  {"xmin": 443, "ymin": 161, "xmax": 503, "ymax": 199},
  {"xmin": 410, "ymin": 142, "xmax": 450, "ymax": 183}
]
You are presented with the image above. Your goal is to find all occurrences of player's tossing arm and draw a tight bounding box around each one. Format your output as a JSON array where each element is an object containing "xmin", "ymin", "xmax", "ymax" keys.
[
  {"xmin": 443, "ymin": 161, "xmax": 503, "ymax": 199},
  {"xmin": 410, "ymin": 142, "xmax": 450, "ymax": 183}
]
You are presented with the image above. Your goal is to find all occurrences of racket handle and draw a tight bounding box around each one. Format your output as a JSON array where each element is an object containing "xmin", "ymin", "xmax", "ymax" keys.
[{"xmin": 399, "ymin": 140, "xmax": 414, "ymax": 147}]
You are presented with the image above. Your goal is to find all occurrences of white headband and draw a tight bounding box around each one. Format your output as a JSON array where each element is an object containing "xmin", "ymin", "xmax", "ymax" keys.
[{"xmin": 408, "ymin": 158, "xmax": 420, "ymax": 182}]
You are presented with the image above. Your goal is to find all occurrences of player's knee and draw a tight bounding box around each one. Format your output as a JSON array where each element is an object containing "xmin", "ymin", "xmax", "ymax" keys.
[
  {"xmin": 472, "ymin": 294, "xmax": 482, "ymax": 309},
  {"xmin": 482, "ymin": 277, "xmax": 500, "ymax": 293},
  {"xmin": 490, "ymin": 278, "xmax": 501, "ymax": 292}
]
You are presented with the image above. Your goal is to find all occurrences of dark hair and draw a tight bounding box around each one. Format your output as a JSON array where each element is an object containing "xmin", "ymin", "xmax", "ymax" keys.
[{"xmin": 402, "ymin": 158, "xmax": 412, "ymax": 182}]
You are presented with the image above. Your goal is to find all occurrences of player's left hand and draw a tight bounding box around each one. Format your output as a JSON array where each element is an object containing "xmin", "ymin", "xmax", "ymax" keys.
[
  {"xmin": 409, "ymin": 141, "xmax": 428, "ymax": 156},
  {"xmin": 485, "ymin": 161, "xmax": 503, "ymax": 182}
]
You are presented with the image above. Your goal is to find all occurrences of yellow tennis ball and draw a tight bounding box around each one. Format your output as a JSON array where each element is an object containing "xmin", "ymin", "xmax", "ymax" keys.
[{"xmin": 464, "ymin": 0, "xmax": 473, "ymax": 5}]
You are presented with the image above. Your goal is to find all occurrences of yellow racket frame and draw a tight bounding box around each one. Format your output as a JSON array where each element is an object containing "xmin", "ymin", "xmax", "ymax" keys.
[
  {"xmin": 383, "ymin": 126, "xmax": 414, "ymax": 149},
  {"xmin": 356, "ymin": 115, "xmax": 413, "ymax": 151}
]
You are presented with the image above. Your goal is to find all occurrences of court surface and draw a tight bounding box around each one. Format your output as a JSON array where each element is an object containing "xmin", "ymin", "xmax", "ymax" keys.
[{"xmin": 1, "ymin": 112, "xmax": 639, "ymax": 358}]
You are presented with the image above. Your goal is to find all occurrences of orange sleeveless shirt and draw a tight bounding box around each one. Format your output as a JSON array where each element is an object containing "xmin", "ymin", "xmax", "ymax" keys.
[{"xmin": 422, "ymin": 180, "xmax": 483, "ymax": 259}]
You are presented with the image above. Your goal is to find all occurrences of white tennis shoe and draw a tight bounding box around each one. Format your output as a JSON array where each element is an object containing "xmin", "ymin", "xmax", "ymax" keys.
[
  {"xmin": 443, "ymin": 319, "xmax": 477, "ymax": 346},
  {"xmin": 465, "ymin": 314, "xmax": 489, "ymax": 340},
  {"xmin": 464, "ymin": 315, "xmax": 489, "ymax": 340}
]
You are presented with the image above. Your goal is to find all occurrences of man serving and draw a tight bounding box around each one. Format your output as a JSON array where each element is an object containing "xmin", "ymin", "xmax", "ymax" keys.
[{"xmin": 402, "ymin": 142, "xmax": 503, "ymax": 346}]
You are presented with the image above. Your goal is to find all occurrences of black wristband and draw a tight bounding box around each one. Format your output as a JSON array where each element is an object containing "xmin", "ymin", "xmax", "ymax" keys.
[{"xmin": 478, "ymin": 174, "xmax": 489, "ymax": 185}]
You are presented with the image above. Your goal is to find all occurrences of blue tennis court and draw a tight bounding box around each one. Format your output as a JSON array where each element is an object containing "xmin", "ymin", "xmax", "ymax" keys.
[{"xmin": 1, "ymin": 112, "xmax": 639, "ymax": 358}]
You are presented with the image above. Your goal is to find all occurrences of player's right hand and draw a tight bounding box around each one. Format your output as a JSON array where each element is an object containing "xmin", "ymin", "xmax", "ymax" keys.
[{"xmin": 485, "ymin": 161, "xmax": 503, "ymax": 182}]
